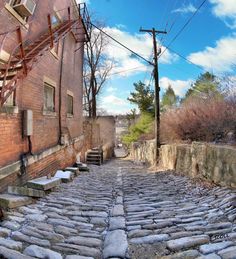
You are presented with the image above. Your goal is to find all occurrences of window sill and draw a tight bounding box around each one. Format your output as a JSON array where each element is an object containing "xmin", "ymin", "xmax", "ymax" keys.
[
  {"xmin": 50, "ymin": 48, "xmax": 59, "ymax": 59},
  {"xmin": 43, "ymin": 110, "xmax": 57, "ymax": 117},
  {"xmin": 0, "ymin": 106, "xmax": 18, "ymax": 114},
  {"xmin": 5, "ymin": 3, "xmax": 29, "ymax": 29},
  {"xmin": 67, "ymin": 113, "xmax": 74, "ymax": 118}
]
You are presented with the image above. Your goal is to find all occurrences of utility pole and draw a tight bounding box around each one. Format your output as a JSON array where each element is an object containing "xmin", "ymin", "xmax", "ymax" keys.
[{"xmin": 140, "ymin": 27, "xmax": 167, "ymax": 164}]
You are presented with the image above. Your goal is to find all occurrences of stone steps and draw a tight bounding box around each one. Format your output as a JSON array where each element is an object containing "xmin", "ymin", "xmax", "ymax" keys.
[
  {"xmin": 65, "ymin": 167, "xmax": 80, "ymax": 176},
  {"xmin": 76, "ymin": 162, "xmax": 89, "ymax": 171},
  {"xmin": 86, "ymin": 149, "xmax": 103, "ymax": 166},
  {"xmin": 26, "ymin": 176, "xmax": 61, "ymax": 191},
  {"xmin": 8, "ymin": 186, "xmax": 45, "ymax": 198},
  {"xmin": 54, "ymin": 170, "xmax": 74, "ymax": 183},
  {"xmin": 0, "ymin": 163, "xmax": 85, "ymax": 209},
  {"xmin": 0, "ymin": 194, "xmax": 33, "ymax": 209}
]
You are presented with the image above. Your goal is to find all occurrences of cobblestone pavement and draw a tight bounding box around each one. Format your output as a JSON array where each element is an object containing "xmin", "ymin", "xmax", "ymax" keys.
[{"xmin": 1, "ymin": 159, "xmax": 236, "ymax": 259}]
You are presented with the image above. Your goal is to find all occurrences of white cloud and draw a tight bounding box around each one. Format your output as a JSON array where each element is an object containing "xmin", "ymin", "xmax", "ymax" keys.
[
  {"xmin": 187, "ymin": 35, "xmax": 236, "ymax": 73},
  {"xmin": 99, "ymin": 95, "xmax": 132, "ymax": 115},
  {"xmin": 103, "ymin": 27, "xmax": 177, "ymax": 78},
  {"xmin": 102, "ymin": 95, "xmax": 127, "ymax": 106},
  {"xmin": 106, "ymin": 86, "xmax": 117, "ymax": 93},
  {"xmin": 160, "ymin": 77, "xmax": 193, "ymax": 97},
  {"xmin": 172, "ymin": 4, "xmax": 197, "ymax": 14},
  {"xmin": 210, "ymin": 0, "xmax": 236, "ymax": 28}
]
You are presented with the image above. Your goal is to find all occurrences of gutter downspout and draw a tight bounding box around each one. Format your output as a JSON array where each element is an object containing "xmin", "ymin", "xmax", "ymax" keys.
[{"xmin": 58, "ymin": 38, "xmax": 66, "ymax": 145}]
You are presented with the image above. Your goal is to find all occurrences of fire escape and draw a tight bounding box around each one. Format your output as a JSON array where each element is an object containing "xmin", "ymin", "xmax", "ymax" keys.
[{"xmin": 0, "ymin": 3, "xmax": 90, "ymax": 106}]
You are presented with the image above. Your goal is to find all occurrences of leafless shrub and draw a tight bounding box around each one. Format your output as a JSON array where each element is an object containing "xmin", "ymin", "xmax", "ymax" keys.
[{"xmin": 161, "ymin": 96, "xmax": 236, "ymax": 144}]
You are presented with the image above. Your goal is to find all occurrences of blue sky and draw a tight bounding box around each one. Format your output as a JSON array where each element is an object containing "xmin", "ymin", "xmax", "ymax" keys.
[{"xmin": 81, "ymin": 0, "xmax": 236, "ymax": 114}]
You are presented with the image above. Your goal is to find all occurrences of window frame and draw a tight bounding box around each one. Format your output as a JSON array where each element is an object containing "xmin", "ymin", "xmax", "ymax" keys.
[
  {"xmin": 67, "ymin": 94, "xmax": 74, "ymax": 116},
  {"xmin": 43, "ymin": 82, "xmax": 56, "ymax": 113},
  {"xmin": 7, "ymin": 0, "xmax": 29, "ymax": 23}
]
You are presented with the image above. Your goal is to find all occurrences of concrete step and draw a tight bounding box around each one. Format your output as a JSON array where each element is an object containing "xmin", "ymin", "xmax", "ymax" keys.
[
  {"xmin": 54, "ymin": 170, "xmax": 74, "ymax": 183},
  {"xmin": 86, "ymin": 157, "xmax": 101, "ymax": 161},
  {"xmin": 88, "ymin": 150, "xmax": 102, "ymax": 155},
  {"xmin": 87, "ymin": 161, "xmax": 101, "ymax": 165},
  {"xmin": 65, "ymin": 167, "xmax": 80, "ymax": 176},
  {"xmin": 0, "ymin": 194, "xmax": 33, "ymax": 209},
  {"xmin": 87, "ymin": 154, "xmax": 102, "ymax": 157},
  {"xmin": 8, "ymin": 186, "xmax": 45, "ymax": 198},
  {"xmin": 26, "ymin": 177, "xmax": 61, "ymax": 191}
]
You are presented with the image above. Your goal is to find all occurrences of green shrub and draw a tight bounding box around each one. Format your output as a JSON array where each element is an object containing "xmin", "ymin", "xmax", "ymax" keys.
[{"xmin": 122, "ymin": 112, "xmax": 154, "ymax": 146}]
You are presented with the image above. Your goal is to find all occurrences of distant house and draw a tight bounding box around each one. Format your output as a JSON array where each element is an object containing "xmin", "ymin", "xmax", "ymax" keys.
[{"xmin": 0, "ymin": 0, "xmax": 90, "ymax": 192}]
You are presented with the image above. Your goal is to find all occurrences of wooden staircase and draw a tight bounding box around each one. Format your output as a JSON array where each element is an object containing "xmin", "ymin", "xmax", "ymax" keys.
[
  {"xmin": 0, "ymin": 3, "xmax": 90, "ymax": 106},
  {"xmin": 86, "ymin": 148, "xmax": 103, "ymax": 166}
]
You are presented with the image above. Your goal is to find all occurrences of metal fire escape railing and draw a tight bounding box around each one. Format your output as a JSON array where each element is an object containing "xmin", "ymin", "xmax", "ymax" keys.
[{"xmin": 0, "ymin": 3, "xmax": 90, "ymax": 107}]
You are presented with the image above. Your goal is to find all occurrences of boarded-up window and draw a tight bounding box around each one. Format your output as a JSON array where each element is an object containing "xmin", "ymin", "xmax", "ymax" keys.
[
  {"xmin": 67, "ymin": 94, "xmax": 73, "ymax": 115},
  {"xmin": 44, "ymin": 83, "xmax": 55, "ymax": 112}
]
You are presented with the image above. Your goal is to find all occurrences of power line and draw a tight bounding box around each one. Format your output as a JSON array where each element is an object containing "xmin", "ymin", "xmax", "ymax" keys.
[
  {"xmin": 90, "ymin": 22, "xmax": 154, "ymax": 66},
  {"xmin": 83, "ymin": 65, "xmax": 150, "ymax": 78},
  {"xmin": 166, "ymin": 46, "xmax": 203, "ymax": 70},
  {"xmin": 160, "ymin": 0, "xmax": 207, "ymax": 58}
]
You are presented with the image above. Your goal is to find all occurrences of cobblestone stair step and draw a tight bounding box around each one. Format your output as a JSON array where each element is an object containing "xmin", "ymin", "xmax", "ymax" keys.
[
  {"xmin": 0, "ymin": 194, "xmax": 33, "ymax": 209},
  {"xmin": 65, "ymin": 167, "xmax": 80, "ymax": 176},
  {"xmin": 76, "ymin": 163, "xmax": 89, "ymax": 171},
  {"xmin": 26, "ymin": 176, "xmax": 61, "ymax": 191},
  {"xmin": 54, "ymin": 170, "xmax": 74, "ymax": 183},
  {"xmin": 7, "ymin": 186, "xmax": 45, "ymax": 198}
]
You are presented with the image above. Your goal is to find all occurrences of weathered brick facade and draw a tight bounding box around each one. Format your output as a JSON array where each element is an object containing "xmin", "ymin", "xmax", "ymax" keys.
[{"xmin": 0, "ymin": 0, "xmax": 87, "ymax": 192}]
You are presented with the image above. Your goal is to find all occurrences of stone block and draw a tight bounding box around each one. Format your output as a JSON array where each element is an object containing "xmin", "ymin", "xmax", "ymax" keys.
[
  {"xmin": 103, "ymin": 230, "xmax": 128, "ymax": 258},
  {"xmin": 24, "ymin": 245, "xmax": 62, "ymax": 259},
  {"xmin": 8, "ymin": 186, "xmax": 45, "ymax": 198},
  {"xmin": 0, "ymin": 194, "xmax": 33, "ymax": 209},
  {"xmin": 65, "ymin": 167, "xmax": 80, "ymax": 176},
  {"xmin": 54, "ymin": 170, "xmax": 74, "ymax": 183},
  {"xmin": 199, "ymin": 241, "xmax": 233, "ymax": 254},
  {"xmin": 167, "ymin": 235, "xmax": 209, "ymax": 251},
  {"xmin": 76, "ymin": 163, "xmax": 89, "ymax": 171},
  {"xmin": 27, "ymin": 177, "xmax": 61, "ymax": 190},
  {"xmin": 0, "ymin": 246, "xmax": 33, "ymax": 259}
]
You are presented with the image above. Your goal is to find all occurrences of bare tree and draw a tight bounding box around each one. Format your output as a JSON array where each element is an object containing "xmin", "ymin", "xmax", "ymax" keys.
[{"xmin": 83, "ymin": 23, "xmax": 113, "ymax": 118}]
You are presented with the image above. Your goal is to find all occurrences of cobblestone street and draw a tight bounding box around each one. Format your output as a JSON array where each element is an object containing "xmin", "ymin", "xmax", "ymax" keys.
[{"xmin": 1, "ymin": 159, "xmax": 236, "ymax": 259}]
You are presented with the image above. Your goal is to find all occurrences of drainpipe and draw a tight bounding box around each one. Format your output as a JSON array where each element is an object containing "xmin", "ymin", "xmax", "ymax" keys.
[{"xmin": 58, "ymin": 37, "xmax": 66, "ymax": 145}]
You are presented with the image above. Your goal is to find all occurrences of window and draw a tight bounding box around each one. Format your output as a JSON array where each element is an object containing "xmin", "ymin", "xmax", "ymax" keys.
[
  {"xmin": 51, "ymin": 14, "xmax": 60, "ymax": 27},
  {"xmin": 1, "ymin": 81, "xmax": 15, "ymax": 107},
  {"xmin": 51, "ymin": 13, "xmax": 61, "ymax": 55},
  {"xmin": 8, "ymin": 0, "xmax": 30, "ymax": 22},
  {"xmin": 67, "ymin": 94, "xmax": 73, "ymax": 115},
  {"xmin": 44, "ymin": 83, "xmax": 55, "ymax": 112},
  {"xmin": 4, "ymin": 92, "xmax": 15, "ymax": 106}
]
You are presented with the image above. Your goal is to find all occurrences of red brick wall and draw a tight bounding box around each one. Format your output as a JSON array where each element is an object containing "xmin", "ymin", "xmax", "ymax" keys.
[
  {"xmin": 0, "ymin": 139, "xmax": 83, "ymax": 192},
  {"xmin": 0, "ymin": 0, "xmax": 86, "ymax": 189}
]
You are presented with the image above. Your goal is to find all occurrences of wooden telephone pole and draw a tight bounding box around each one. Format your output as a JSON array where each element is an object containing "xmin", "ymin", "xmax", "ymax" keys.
[{"xmin": 140, "ymin": 28, "xmax": 167, "ymax": 164}]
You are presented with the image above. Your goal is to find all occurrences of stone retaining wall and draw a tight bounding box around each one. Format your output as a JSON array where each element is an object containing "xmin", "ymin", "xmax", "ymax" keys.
[{"xmin": 131, "ymin": 141, "xmax": 236, "ymax": 188}]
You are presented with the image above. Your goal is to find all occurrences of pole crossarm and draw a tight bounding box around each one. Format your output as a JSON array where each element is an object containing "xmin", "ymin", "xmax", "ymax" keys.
[{"xmin": 140, "ymin": 27, "xmax": 167, "ymax": 35}]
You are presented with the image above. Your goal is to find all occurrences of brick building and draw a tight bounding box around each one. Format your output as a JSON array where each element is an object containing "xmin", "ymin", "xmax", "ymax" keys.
[{"xmin": 0, "ymin": 0, "xmax": 90, "ymax": 192}]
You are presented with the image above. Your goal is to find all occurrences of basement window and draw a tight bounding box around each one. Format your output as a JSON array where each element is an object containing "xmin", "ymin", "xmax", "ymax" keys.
[
  {"xmin": 44, "ymin": 83, "xmax": 55, "ymax": 112},
  {"xmin": 67, "ymin": 94, "xmax": 73, "ymax": 116}
]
